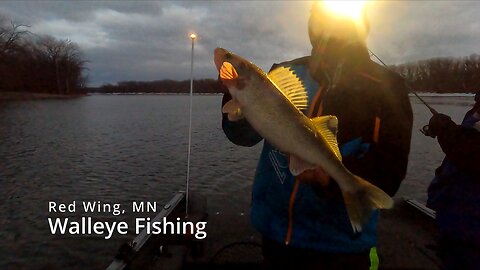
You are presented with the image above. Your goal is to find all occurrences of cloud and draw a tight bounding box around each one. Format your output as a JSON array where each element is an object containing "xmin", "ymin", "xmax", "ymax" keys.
[
  {"xmin": 368, "ymin": 1, "xmax": 480, "ymax": 64},
  {"xmin": 1, "ymin": 1, "xmax": 480, "ymax": 86},
  {"xmin": 33, "ymin": 18, "xmax": 111, "ymax": 49}
]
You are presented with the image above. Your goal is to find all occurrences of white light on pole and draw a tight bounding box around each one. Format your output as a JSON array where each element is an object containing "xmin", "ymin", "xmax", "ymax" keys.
[{"xmin": 186, "ymin": 33, "xmax": 196, "ymax": 217}]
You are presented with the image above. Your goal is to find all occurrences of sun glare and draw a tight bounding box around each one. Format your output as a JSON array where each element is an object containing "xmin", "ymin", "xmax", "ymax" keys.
[{"xmin": 322, "ymin": 1, "xmax": 367, "ymax": 21}]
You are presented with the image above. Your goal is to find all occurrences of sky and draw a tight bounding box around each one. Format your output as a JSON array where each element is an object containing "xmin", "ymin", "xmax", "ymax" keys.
[{"xmin": 1, "ymin": 1, "xmax": 480, "ymax": 87}]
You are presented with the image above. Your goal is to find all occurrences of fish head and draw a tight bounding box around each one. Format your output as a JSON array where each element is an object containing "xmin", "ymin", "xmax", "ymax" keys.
[{"xmin": 214, "ymin": 47, "xmax": 255, "ymax": 92}]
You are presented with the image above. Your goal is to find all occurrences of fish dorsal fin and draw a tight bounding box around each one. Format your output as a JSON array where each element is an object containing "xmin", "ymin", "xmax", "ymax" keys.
[
  {"xmin": 267, "ymin": 66, "xmax": 308, "ymax": 111},
  {"xmin": 311, "ymin": 116, "xmax": 342, "ymax": 161},
  {"xmin": 222, "ymin": 99, "xmax": 244, "ymax": 121}
]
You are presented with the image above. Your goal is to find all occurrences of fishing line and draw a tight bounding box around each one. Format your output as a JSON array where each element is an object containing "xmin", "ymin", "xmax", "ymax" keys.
[{"xmin": 368, "ymin": 49, "xmax": 438, "ymax": 115}]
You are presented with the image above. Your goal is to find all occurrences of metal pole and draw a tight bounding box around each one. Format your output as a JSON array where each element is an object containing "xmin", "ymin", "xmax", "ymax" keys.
[{"xmin": 186, "ymin": 34, "xmax": 196, "ymax": 217}]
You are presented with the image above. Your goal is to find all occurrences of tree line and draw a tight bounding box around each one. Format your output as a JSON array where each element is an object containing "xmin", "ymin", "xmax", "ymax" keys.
[
  {"xmin": 389, "ymin": 54, "xmax": 480, "ymax": 93},
  {"xmin": 97, "ymin": 54, "xmax": 480, "ymax": 94},
  {"xmin": 2, "ymin": 13, "xmax": 479, "ymax": 94},
  {"xmin": 0, "ymin": 15, "xmax": 87, "ymax": 95}
]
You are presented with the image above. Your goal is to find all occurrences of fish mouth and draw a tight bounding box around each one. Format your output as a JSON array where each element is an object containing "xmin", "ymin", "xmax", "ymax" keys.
[{"xmin": 214, "ymin": 47, "xmax": 228, "ymax": 71}]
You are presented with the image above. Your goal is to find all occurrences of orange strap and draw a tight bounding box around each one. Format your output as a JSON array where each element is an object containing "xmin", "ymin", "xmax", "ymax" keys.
[
  {"xmin": 285, "ymin": 179, "xmax": 300, "ymax": 245},
  {"xmin": 308, "ymin": 84, "xmax": 324, "ymax": 117},
  {"xmin": 373, "ymin": 116, "xmax": 381, "ymax": 144},
  {"xmin": 285, "ymin": 83, "xmax": 326, "ymax": 244}
]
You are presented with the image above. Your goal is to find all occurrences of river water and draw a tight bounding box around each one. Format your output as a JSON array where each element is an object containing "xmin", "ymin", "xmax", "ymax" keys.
[{"xmin": 0, "ymin": 94, "xmax": 475, "ymax": 269}]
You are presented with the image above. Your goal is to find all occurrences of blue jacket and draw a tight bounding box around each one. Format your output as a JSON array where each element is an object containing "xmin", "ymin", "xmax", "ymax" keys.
[
  {"xmin": 221, "ymin": 50, "xmax": 412, "ymax": 253},
  {"xmin": 427, "ymin": 106, "xmax": 480, "ymax": 246}
]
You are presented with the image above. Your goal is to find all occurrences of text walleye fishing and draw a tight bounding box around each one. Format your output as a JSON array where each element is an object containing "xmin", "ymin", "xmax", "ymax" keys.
[{"xmin": 47, "ymin": 217, "xmax": 207, "ymax": 240}]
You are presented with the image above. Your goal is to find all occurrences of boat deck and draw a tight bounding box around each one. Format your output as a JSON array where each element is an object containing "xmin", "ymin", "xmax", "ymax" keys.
[
  {"xmin": 187, "ymin": 196, "xmax": 440, "ymax": 270},
  {"xmin": 109, "ymin": 194, "xmax": 442, "ymax": 270}
]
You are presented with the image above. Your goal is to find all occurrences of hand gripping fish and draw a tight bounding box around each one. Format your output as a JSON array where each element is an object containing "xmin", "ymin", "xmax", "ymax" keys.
[{"xmin": 214, "ymin": 47, "xmax": 394, "ymax": 232}]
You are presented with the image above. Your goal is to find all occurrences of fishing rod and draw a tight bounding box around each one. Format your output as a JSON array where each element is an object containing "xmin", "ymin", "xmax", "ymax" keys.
[{"xmin": 368, "ymin": 49, "xmax": 438, "ymax": 115}]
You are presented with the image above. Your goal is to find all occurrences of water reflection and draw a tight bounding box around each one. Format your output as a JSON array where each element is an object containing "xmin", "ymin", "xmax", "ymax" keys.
[{"xmin": 0, "ymin": 94, "xmax": 473, "ymax": 268}]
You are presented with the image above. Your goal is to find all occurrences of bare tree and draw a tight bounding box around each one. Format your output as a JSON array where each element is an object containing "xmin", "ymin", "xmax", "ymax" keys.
[
  {"xmin": 0, "ymin": 16, "xmax": 30, "ymax": 56},
  {"xmin": 34, "ymin": 35, "xmax": 87, "ymax": 93}
]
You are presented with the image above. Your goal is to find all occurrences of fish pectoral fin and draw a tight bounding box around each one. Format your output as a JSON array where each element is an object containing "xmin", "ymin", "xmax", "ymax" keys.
[
  {"xmin": 311, "ymin": 116, "xmax": 342, "ymax": 161},
  {"xmin": 222, "ymin": 99, "xmax": 244, "ymax": 121},
  {"xmin": 289, "ymin": 155, "xmax": 317, "ymax": 176},
  {"xmin": 267, "ymin": 66, "xmax": 308, "ymax": 111}
]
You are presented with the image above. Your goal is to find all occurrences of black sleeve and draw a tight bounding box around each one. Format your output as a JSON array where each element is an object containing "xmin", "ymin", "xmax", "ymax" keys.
[
  {"xmin": 220, "ymin": 85, "xmax": 263, "ymax": 147},
  {"xmin": 343, "ymin": 78, "xmax": 413, "ymax": 197},
  {"xmin": 436, "ymin": 119, "xmax": 480, "ymax": 174}
]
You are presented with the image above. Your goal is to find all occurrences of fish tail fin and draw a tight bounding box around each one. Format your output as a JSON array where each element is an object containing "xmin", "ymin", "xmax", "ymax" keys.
[{"xmin": 342, "ymin": 176, "xmax": 394, "ymax": 233}]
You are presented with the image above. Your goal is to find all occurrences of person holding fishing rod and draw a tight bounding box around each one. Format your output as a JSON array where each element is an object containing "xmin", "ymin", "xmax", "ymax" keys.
[
  {"xmin": 220, "ymin": 2, "xmax": 412, "ymax": 269},
  {"xmin": 425, "ymin": 93, "xmax": 480, "ymax": 270}
]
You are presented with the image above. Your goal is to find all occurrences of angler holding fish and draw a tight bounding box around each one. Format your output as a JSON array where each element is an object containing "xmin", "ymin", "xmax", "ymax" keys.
[
  {"xmin": 215, "ymin": 47, "xmax": 393, "ymax": 229},
  {"xmin": 217, "ymin": 1, "xmax": 413, "ymax": 269}
]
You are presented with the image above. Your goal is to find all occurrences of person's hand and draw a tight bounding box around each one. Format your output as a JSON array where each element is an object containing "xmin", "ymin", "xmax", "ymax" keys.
[{"xmin": 428, "ymin": 113, "xmax": 452, "ymax": 138}]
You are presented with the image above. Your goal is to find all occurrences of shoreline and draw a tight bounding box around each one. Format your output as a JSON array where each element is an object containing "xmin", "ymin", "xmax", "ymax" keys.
[{"xmin": 0, "ymin": 92, "xmax": 87, "ymax": 101}]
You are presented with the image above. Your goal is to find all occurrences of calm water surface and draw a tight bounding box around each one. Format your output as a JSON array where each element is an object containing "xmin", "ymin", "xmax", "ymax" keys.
[{"xmin": 0, "ymin": 94, "xmax": 474, "ymax": 269}]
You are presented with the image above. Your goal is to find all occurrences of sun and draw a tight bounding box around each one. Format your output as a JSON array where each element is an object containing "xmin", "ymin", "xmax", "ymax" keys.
[{"xmin": 322, "ymin": 1, "xmax": 367, "ymax": 21}]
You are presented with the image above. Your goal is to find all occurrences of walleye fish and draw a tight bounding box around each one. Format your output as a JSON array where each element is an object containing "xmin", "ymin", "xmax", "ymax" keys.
[{"xmin": 214, "ymin": 47, "xmax": 394, "ymax": 232}]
